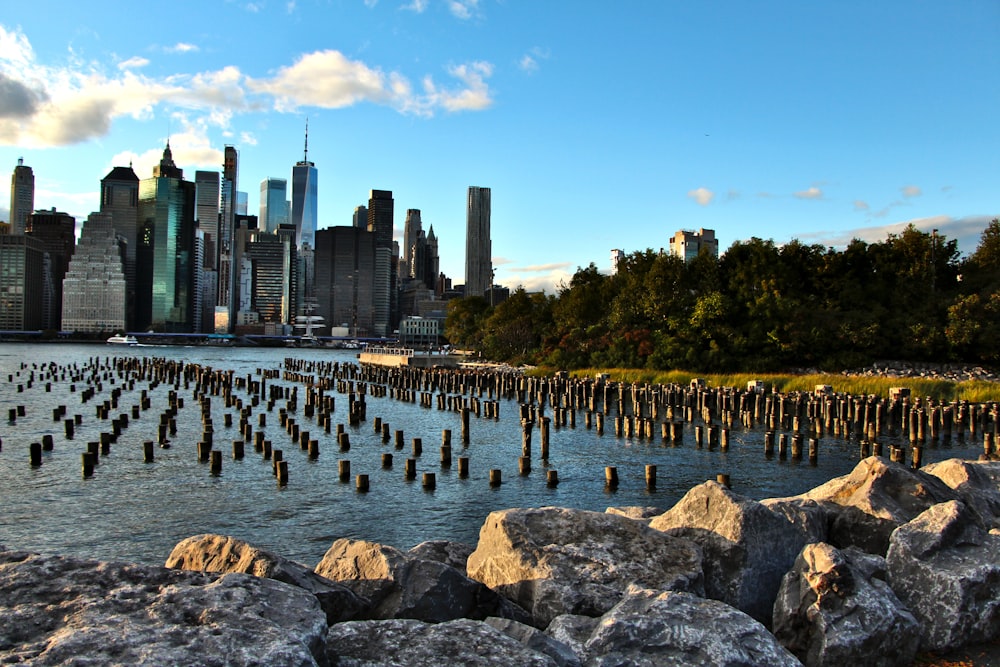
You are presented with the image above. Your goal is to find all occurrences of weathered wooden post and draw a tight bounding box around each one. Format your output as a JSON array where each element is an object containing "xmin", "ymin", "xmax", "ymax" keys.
[
  {"xmin": 339, "ymin": 459, "xmax": 351, "ymax": 482},
  {"xmin": 489, "ymin": 469, "xmax": 502, "ymax": 487},
  {"xmin": 605, "ymin": 466, "xmax": 618, "ymax": 489},
  {"xmin": 645, "ymin": 464, "xmax": 656, "ymax": 491}
]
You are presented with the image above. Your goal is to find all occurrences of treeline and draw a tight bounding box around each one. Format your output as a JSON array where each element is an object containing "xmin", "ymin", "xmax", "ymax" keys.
[{"xmin": 444, "ymin": 220, "xmax": 1000, "ymax": 372}]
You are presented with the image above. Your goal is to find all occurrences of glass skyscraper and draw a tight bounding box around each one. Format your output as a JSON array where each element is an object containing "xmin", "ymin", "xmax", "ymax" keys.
[
  {"xmin": 291, "ymin": 124, "xmax": 318, "ymax": 252},
  {"xmin": 260, "ymin": 177, "xmax": 289, "ymax": 234},
  {"xmin": 465, "ymin": 186, "xmax": 492, "ymax": 299}
]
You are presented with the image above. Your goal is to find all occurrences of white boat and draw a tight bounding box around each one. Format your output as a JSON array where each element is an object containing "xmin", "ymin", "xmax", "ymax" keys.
[{"xmin": 106, "ymin": 334, "xmax": 138, "ymax": 346}]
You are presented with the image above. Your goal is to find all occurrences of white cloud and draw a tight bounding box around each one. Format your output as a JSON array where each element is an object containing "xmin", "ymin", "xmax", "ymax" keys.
[
  {"xmin": 853, "ymin": 200, "xmax": 870, "ymax": 211},
  {"xmin": 794, "ymin": 186, "xmax": 823, "ymax": 200},
  {"xmin": 240, "ymin": 131, "xmax": 258, "ymax": 145},
  {"xmin": 286, "ymin": 0, "xmax": 297, "ymax": 12},
  {"xmin": 434, "ymin": 61, "xmax": 493, "ymax": 112},
  {"xmin": 118, "ymin": 56, "xmax": 149, "ymax": 71},
  {"xmin": 448, "ymin": 0, "xmax": 479, "ymax": 19},
  {"xmin": 402, "ymin": 0, "xmax": 428, "ymax": 12},
  {"xmin": 793, "ymin": 214, "xmax": 994, "ymax": 256},
  {"xmin": 109, "ymin": 115, "xmax": 223, "ymax": 180},
  {"xmin": 901, "ymin": 185, "xmax": 922, "ymax": 198},
  {"xmin": 687, "ymin": 187, "xmax": 714, "ymax": 206},
  {"xmin": 364, "ymin": 0, "xmax": 378, "ymax": 7},
  {"xmin": 166, "ymin": 42, "xmax": 199, "ymax": 54},
  {"xmin": 499, "ymin": 262, "xmax": 573, "ymax": 295},
  {"xmin": 519, "ymin": 55, "xmax": 537, "ymax": 73},
  {"xmin": 247, "ymin": 50, "xmax": 396, "ymax": 111}
]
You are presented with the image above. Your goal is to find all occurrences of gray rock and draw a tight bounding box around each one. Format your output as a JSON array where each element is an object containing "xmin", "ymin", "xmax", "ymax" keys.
[
  {"xmin": 0, "ymin": 549, "xmax": 328, "ymax": 666},
  {"xmin": 800, "ymin": 456, "xmax": 959, "ymax": 555},
  {"xmin": 604, "ymin": 506, "xmax": 664, "ymax": 522},
  {"xmin": 315, "ymin": 538, "xmax": 529, "ymax": 624},
  {"xmin": 549, "ymin": 586, "xmax": 802, "ymax": 667},
  {"xmin": 923, "ymin": 458, "xmax": 1000, "ymax": 527},
  {"xmin": 772, "ymin": 542, "xmax": 920, "ymax": 666},
  {"xmin": 485, "ymin": 617, "xmax": 582, "ymax": 667},
  {"xmin": 166, "ymin": 533, "xmax": 369, "ymax": 623},
  {"xmin": 466, "ymin": 506, "xmax": 703, "ymax": 627},
  {"xmin": 761, "ymin": 496, "xmax": 829, "ymax": 544},
  {"xmin": 544, "ymin": 614, "xmax": 600, "ymax": 660},
  {"xmin": 406, "ymin": 540, "xmax": 474, "ymax": 575},
  {"xmin": 325, "ymin": 618, "xmax": 558, "ymax": 666},
  {"xmin": 649, "ymin": 480, "xmax": 805, "ymax": 624},
  {"xmin": 886, "ymin": 499, "xmax": 1000, "ymax": 651}
]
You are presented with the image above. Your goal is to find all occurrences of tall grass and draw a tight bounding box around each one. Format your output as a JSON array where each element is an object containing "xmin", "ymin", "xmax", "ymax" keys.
[{"xmin": 553, "ymin": 367, "xmax": 1000, "ymax": 402}]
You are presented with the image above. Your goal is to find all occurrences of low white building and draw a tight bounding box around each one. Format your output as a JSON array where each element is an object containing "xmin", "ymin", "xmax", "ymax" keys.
[{"xmin": 399, "ymin": 316, "xmax": 439, "ymax": 346}]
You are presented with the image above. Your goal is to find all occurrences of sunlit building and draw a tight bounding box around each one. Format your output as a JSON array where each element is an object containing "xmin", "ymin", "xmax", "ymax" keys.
[
  {"xmin": 9, "ymin": 158, "xmax": 34, "ymax": 236},
  {"xmin": 465, "ymin": 186, "xmax": 491, "ymax": 299},
  {"xmin": 61, "ymin": 212, "xmax": 126, "ymax": 333},
  {"xmin": 668, "ymin": 228, "xmax": 718, "ymax": 261},
  {"xmin": 291, "ymin": 123, "xmax": 318, "ymax": 251}
]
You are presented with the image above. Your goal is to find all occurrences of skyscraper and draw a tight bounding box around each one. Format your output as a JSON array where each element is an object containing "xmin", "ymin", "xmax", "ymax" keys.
[
  {"xmin": 291, "ymin": 122, "xmax": 318, "ymax": 252},
  {"xmin": 100, "ymin": 165, "xmax": 139, "ymax": 328},
  {"xmin": 0, "ymin": 235, "xmax": 45, "ymax": 329},
  {"xmin": 314, "ymin": 226, "xmax": 375, "ymax": 338},
  {"xmin": 194, "ymin": 170, "xmax": 220, "ymax": 269},
  {"xmin": 26, "ymin": 208, "xmax": 76, "ymax": 330},
  {"xmin": 402, "ymin": 208, "xmax": 421, "ymax": 280},
  {"xmin": 217, "ymin": 145, "xmax": 239, "ymax": 331},
  {"xmin": 61, "ymin": 212, "xmax": 126, "ymax": 333},
  {"xmin": 9, "ymin": 158, "xmax": 34, "ymax": 235},
  {"xmin": 465, "ymin": 186, "xmax": 492, "ymax": 299},
  {"xmin": 367, "ymin": 190, "xmax": 394, "ymax": 249},
  {"xmin": 259, "ymin": 177, "xmax": 288, "ymax": 234},
  {"xmin": 136, "ymin": 142, "xmax": 196, "ymax": 332}
]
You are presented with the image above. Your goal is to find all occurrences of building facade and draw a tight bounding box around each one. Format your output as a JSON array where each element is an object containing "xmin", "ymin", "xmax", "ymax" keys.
[
  {"xmin": 314, "ymin": 226, "xmax": 375, "ymax": 338},
  {"xmin": 465, "ymin": 186, "xmax": 492, "ymax": 299},
  {"xmin": 61, "ymin": 212, "xmax": 127, "ymax": 333},
  {"xmin": 26, "ymin": 208, "xmax": 76, "ymax": 330},
  {"xmin": 9, "ymin": 158, "xmax": 34, "ymax": 236},
  {"xmin": 194, "ymin": 170, "xmax": 220, "ymax": 270},
  {"xmin": 136, "ymin": 144, "xmax": 196, "ymax": 332},
  {"xmin": 0, "ymin": 235, "xmax": 45, "ymax": 330},
  {"xmin": 259, "ymin": 177, "xmax": 288, "ymax": 234},
  {"xmin": 291, "ymin": 127, "xmax": 318, "ymax": 251},
  {"xmin": 668, "ymin": 228, "xmax": 718, "ymax": 261},
  {"xmin": 100, "ymin": 166, "xmax": 139, "ymax": 328}
]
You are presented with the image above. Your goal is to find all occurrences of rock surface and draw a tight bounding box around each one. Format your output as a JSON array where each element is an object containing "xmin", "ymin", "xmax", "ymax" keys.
[
  {"xmin": 799, "ymin": 456, "xmax": 958, "ymax": 555},
  {"xmin": 0, "ymin": 549, "xmax": 328, "ymax": 666},
  {"xmin": 546, "ymin": 586, "xmax": 802, "ymax": 667},
  {"xmin": 604, "ymin": 506, "xmax": 664, "ymax": 522},
  {"xmin": 886, "ymin": 499, "xmax": 1000, "ymax": 651},
  {"xmin": 466, "ymin": 506, "xmax": 703, "ymax": 627},
  {"xmin": 485, "ymin": 617, "xmax": 582, "ymax": 667},
  {"xmin": 923, "ymin": 458, "xmax": 1000, "ymax": 527},
  {"xmin": 315, "ymin": 538, "xmax": 528, "ymax": 624},
  {"xmin": 772, "ymin": 542, "xmax": 920, "ymax": 666},
  {"xmin": 407, "ymin": 539, "xmax": 475, "ymax": 575},
  {"xmin": 325, "ymin": 618, "xmax": 559, "ymax": 666},
  {"xmin": 165, "ymin": 533, "xmax": 369, "ymax": 623},
  {"xmin": 649, "ymin": 480, "xmax": 805, "ymax": 624}
]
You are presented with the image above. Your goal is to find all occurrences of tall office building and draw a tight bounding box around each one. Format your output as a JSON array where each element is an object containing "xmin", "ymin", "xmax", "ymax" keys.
[
  {"xmin": 291, "ymin": 122, "xmax": 318, "ymax": 252},
  {"xmin": 401, "ymin": 208, "xmax": 421, "ymax": 280},
  {"xmin": 314, "ymin": 226, "xmax": 375, "ymax": 337},
  {"xmin": 194, "ymin": 170, "xmax": 220, "ymax": 269},
  {"xmin": 367, "ymin": 190, "xmax": 394, "ymax": 249},
  {"xmin": 100, "ymin": 165, "xmax": 139, "ymax": 328},
  {"xmin": 136, "ymin": 142, "xmax": 196, "ymax": 332},
  {"xmin": 366, "ymin": 190, "xmax": 395, "ymax": 335},
  {"xmin": 26, "ymin": 208, "xmax": 76, "ymax": 330},
  {"xmin": 247, "ymin": 229, "xmax": 296, "ymax": 324},
  {"xmin": 61, "ymin": 212, "xmax": 126, "ymax": 333},
  {"xmin": 465, "ymin": 186, "xmax": 492, "ymax": 299},
  {"xmin": 0, "ymin": 235, "xmax": 45, "ymax": 329},
  {"xmin": 352, "ymin": 206, "xmax": 367, "ymax": 229},
  {"xmin": 259, "ymin": 177, "xmax": 289, "ymax": 233},
  {"xmin": 9, "ymin": 158, "xmax": 34, "ymax": 235},
  {"xmin": 217, "ymin": 145, "xmax": 239, "ymax": 331}
]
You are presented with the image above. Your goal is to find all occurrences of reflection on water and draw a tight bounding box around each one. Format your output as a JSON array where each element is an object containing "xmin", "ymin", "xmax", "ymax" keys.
[{"xmin": 0, "ymin": 343, "xmax": 983, "ymax": 567}]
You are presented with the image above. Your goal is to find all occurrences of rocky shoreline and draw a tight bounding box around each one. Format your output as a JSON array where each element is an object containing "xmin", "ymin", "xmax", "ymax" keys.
[{"xmin": 2, "ymin": 455, "xmax": 999, "ymax": 666}]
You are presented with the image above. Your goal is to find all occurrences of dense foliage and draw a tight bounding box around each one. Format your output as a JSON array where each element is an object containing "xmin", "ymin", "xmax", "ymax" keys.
[{"xmin": 444, "ymin": 221, "xmax": 1000, "ymax": 372}]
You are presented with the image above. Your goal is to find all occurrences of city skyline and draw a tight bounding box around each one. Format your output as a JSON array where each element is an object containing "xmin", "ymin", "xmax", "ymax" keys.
[{"xmin": 0, "ymin": 2, "xmax": 997, "ymax": 294}]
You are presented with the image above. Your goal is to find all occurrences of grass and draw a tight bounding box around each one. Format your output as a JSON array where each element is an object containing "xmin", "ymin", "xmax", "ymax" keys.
[{"xmin": 540, "ymin": 368, "xmax": 1000, "ymax": 402}]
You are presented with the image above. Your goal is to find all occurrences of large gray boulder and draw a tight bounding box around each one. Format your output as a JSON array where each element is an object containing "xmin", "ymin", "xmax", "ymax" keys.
[
  {"xmin": 923, "ymin": 458, "xmax": 1000, "ymax": 527},
  {"xmin": 485, "ymin": 617, "xmax": 582, "ymax": 667},
  {"xmin": 0, "ymin": 549, "xmax": 328, "ymax": 666},
  {"xmin": 546, "ymin": 586, "xmax": 802, "ymax": 667},
  {"xmin": 165, "ymin": 533, "xmax": 369, "ymax": 623},
  {"xmin": 886, "ymin": 499, "xmax": 1000, "ymax": 651},
  {"xmin": 466, "ymin": 506, "xmax": 704, "ymax": 628},
  {"xmin": 649, "ymin": 480, "xmax": 805, "ymax": 624},
  {"xmin": 604, "ymin": 506, "xmax": 664, "ymax": 522},
  {"xmin": 325, "ymin": 618, "xmax": 559, "ymax": 666},
  {"xmin": 800, "ymin": 456, "xmax": 959, "ymax": 555},
  {"xmin": 760, "ymin": 496, "xmax": 829, "ymax": 544},
  {"xmin": 407, "ymin": 540, "xmax": 475, "ymax": 575},
  {"xmin": 315, "ymin": 538, "xmax": 528, "ymax": 624},
  {"xmin": 772, "ymin": 542, "xmax": 920, "ymax": 666}
]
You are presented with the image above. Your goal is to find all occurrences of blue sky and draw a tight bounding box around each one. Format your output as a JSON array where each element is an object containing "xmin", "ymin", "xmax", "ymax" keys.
[{"xmin": 1, "ymin": 1, "xmax": 997, "ymax": 293}]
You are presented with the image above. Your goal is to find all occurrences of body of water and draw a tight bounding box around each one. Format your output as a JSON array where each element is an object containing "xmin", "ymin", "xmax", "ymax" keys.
[{"xmin": 0, "ymin": 343, "xmax": 983, "ymax": 568}]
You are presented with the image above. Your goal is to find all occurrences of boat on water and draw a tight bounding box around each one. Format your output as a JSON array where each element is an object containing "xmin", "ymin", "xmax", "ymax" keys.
[{"xmin": 106, "ymin": 334, "xmax": 139, "ymax": 346}]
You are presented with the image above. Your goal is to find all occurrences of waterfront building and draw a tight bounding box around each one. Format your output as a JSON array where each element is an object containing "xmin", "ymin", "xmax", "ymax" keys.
[
  {"xmin": 291, "ymin": 123, "xmax": 318, "ymax": 251},
  {"xmin": 194, "ymin": 170, "xmax": 220, "ymax": 270},
  {"xmin": 259, "ymin": 177, "xmax": 288, "ymax": 234},
  {"xmin": 136, "ymin": 143, "xmax": 196, "ymax": 332},
  {"xmin": 465, "ymin": 186, "xmax": 492, "ymax": 299},
  {"xmin": 668, "ymin": 228, "xmax": 718, "ymax": 261},
  {"xmin": 398, "ymin": 316, "xmax": 439, "ymax": 346},
  {"xmin": 26, "ymin": 208, "xmax": 76, "ymax": 330},
  {"xmin": 100, "ymin": 165, "xmax": 139, "ymax": 328},
  {"xmin": 314, "ymin": 226, "xmax": 375, "ymax": 338},
  {"xmin": 9, "ymin": 158, "xmax": 34, "ymax": 235},
  {"xmin": 0, "ymin": 234, "xmax": 45, "ymax": 329},
  {"xmin": 61, "ymin": 212, "xmax": 126, "ymax": 333},
  {"xmin": 246, "ymin": 227, "xmax": 296, "ymax": 325},
  {"xmin": 217, "ymin": 146, "xmax": 239, "ymax": 329}
]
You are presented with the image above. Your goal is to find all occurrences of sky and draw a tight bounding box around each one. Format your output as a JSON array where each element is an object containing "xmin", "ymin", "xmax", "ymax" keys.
[{"xmin": 1, "ymin": 1, "xmax": 997, "ymax": 294}]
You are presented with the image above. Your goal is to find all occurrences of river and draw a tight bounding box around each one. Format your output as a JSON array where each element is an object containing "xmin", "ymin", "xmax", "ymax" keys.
[{"xmin": 0, "ymin": 342, "xmax": 983, "ymax": 567}]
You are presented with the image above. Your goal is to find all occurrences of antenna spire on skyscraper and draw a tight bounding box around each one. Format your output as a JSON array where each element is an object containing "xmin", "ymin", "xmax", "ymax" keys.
[{"xmin": 304, "ymin": 118, "xmax": 309, "ymax": 163}]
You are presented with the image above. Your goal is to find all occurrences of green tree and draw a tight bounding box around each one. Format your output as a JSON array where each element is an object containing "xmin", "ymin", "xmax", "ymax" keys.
[{"xmin": 443, "ymin": 296, "xmax": 491, "ymax": 349}]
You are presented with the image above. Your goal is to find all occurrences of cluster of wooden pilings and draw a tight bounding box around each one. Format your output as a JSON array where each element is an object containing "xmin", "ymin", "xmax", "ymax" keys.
[{"xmin": 4, "ymin": 354, "xmax": 998, "ymax": 497}]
